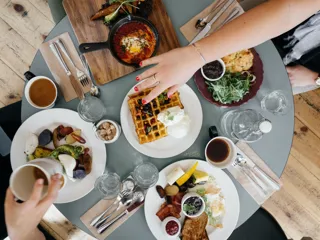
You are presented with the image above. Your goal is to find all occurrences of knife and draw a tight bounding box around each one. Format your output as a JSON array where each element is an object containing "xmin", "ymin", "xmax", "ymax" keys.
[
  {"xmin": 49, "ymin": 42, "xmax": 84, "ymax": 100},
  {"xmin": 97, "ymin": 200, "xmax": 144, "ymax": 234},
  {"xmin": 190, "ymin": 0, "xmax": 235, "ymax": 44}
]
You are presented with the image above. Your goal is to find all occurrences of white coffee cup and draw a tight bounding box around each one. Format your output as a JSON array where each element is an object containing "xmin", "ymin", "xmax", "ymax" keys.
[
  {"xmin": 10, "ymin": 158, "xmax": 67, "ymax": 201},
  {"xmin": 24, "ymin": 75, "xmax": 58, "ymax": 109},
  {"xmin": 205, "ymin": 136, "xmax": 237, "ymax": 169}
]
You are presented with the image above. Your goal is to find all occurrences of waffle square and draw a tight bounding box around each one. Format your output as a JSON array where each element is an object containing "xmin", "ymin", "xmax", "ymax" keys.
[{"xmin": 128, "ymin": 88, "xmax": 184, "ymax": 144}]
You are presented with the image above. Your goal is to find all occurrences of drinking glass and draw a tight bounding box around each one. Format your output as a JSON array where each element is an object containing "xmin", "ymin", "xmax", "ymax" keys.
[
  {"xmin": 260, "ymin": 90, "xmax": 290, "ymax": 115},
  {"xmin": 132, "ymin": 162, "xmax": 159, "ymax": 189},
  {"xmin": 77, "ymin": 95, "xmax": 106, "ymax": 123},
  {"xmin": 94, "ymin": 172, "xmax": 121, "ymax": 199}
]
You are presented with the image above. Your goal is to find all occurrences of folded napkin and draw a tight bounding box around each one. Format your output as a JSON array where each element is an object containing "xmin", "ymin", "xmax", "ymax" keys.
[
  {"xmin": 232, "ymin": 142, "xmax": 282, "ymax": 205},
  {"xmin": 180, "ymin": 0, "xmax": 244, "ymax": 42},
  {"xmin": 39, "ymin": 32, "xmax": 91, "ymax": 102}
]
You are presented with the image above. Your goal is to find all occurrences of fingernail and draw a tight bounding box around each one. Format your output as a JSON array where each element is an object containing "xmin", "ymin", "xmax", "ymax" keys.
[
  {"xmin": 52, "ymin": 173, "xmax": 61, "ymax": 181},
  {"xmin": 37, "ymin": 179, "xmax": 44, "ymax": 185},
  {"xmin": 142, "ymin": 99, "xmax": 146, "ymax": 105},
  {"xmin": 134, "ymin": 86, "xmax": 139, "ymax": 92},
  {"xmin": 136, "ymin": 76, "xmax": 140, "ymax": 81},
  {"xmin": 139, "ymin": 62, "xmax": 143, "ymax": 67}
]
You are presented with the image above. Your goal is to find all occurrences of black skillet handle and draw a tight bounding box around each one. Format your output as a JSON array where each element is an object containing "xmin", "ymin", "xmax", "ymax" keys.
[
  {"xmin": 79, "ymin": 41, "xmax": 109, "ymax": 54},
  {"xmin": 209, "ymin": 126, "xmax": 219, "ymax": 139},
  {"xmin": 24, "ymin": 71, "xmax": 36, "ymax": 81}
]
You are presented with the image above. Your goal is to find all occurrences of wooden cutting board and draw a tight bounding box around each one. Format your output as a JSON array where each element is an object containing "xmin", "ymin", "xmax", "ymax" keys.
[{"xmin": 63, "ymin": 0, "xmax": 180, "ymax": 85}]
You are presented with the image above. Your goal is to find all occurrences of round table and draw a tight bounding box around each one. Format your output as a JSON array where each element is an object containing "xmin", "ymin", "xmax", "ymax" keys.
[{"xmin": 22, "ymin": 0, "xmax": 294, "ymax": 239}]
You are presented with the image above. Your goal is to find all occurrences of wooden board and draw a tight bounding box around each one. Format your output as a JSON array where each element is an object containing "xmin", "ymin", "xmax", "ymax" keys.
[{"xmin": 63, "ymin": 0, "xmax": 180, "ymax": 85}]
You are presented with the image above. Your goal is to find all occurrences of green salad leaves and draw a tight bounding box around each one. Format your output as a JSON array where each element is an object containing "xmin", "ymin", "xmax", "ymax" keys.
[{"xmin": 206, "ymin": 72, "xmax": 255, "ymax": 104}]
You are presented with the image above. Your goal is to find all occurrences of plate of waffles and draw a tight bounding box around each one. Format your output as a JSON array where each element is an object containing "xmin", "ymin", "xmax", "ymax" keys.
[{"xmin": 120, "ymin": 84, "xmax": 203, "ymax": 158}]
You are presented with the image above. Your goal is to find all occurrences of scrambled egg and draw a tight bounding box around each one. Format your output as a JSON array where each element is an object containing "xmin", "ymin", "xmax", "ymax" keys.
[
  {"xmin": 121, "ymin": 36, "xmax": 148, "ymax": 54},
  {"xmin": 222, "ymin": 49, "xmax": 254, "ymax": 73}
]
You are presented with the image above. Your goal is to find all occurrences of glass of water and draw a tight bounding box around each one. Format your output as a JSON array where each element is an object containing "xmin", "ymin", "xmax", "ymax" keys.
[
  {"xmin": 77, "ymin": 95, "xmax": 106, "ymax": 123},
  {"xmin": 132, "ymin": 162, "xmax": 159, "ymax": 189},
  {"xmin": 94, "ymin": 172, "xmax": 121, "ymax": 199},
  {"xmin": 260, "ymin": 90, "xmax": 290, "ymax": 115}
]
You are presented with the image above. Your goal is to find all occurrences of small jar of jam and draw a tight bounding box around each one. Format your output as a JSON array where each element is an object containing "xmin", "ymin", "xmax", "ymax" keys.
[{"xmin": 161, "ymin": 217, "xmax": 181, "ymax": 238}]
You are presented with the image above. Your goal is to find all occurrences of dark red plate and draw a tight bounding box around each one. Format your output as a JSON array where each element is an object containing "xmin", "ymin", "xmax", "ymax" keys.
[{"xmin": 194, "ymin": 49, "xmax": 264, "ymax": 107}]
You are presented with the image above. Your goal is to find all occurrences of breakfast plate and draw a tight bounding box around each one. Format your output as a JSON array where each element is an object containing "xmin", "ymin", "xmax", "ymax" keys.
[
  {"xmin": 120, "ymin": 84, "xmax": 203, "ymax": 158},
  {"xmin": 195, "ymin": 48, "xmax": 264, "ymax": 107},
  {"xmin": 10, "ymin": 108, "xmax": 107, "ymax": 203},
  {"xmin": 144, "ymin": 159, "xmax": 240, "ymax": 240}
]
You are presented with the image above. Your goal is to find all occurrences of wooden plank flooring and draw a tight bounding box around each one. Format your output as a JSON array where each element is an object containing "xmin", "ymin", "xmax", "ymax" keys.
[{"xmin": 1, "ymin": 1, "xmax": 319, "ymax": 240}]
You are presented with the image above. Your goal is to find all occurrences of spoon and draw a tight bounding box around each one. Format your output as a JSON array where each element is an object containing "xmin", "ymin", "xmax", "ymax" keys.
[
  {"xmin": 195, "ymin": 0, "xmax": 227, "ymax": 29},
  {"xmin": 95, "ymin": 194, "xmax": 133, "ymax": 228},
  {"xmin": 97, "ymin": 191, "xmax": 145, "ymax": 234}
]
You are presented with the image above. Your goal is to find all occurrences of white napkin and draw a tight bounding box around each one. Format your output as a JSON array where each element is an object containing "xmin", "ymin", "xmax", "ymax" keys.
[{"xmin": 229, "ymin": 142, "xmax": 282, "ymax": 205}]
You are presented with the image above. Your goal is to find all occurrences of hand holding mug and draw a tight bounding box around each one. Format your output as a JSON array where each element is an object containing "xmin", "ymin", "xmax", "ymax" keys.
[{"xmin": 5, "ymin": 174, "xmax": 61, "ymax": 240}]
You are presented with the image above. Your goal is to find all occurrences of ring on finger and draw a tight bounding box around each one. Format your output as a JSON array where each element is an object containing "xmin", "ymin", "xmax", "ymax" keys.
[{"xmin": 152, "ymin": 74, "xmax": 160, "ymax": 86}]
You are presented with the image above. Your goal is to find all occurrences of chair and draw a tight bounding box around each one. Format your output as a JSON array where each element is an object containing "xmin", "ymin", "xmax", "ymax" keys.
[{"xmin": 228, "ymin": 207, "xmax": 287, "ymax": 240}]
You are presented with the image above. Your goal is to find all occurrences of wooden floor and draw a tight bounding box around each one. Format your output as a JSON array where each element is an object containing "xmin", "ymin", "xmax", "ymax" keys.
[{"xmin": 1, "ymin": 1, "xmax": 320, "ymax": 240}]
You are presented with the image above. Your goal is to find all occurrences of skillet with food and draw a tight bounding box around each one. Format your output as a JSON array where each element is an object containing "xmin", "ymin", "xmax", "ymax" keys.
[{"xmin": 79, "ymin": 15, "xmax": 159, "ymax": 67}]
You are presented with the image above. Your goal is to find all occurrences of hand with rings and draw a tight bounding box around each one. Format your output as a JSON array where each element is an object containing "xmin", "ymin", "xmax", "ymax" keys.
[{"xmin": 134, "ymin": 45, "xmax": 204, "ymax": 104}]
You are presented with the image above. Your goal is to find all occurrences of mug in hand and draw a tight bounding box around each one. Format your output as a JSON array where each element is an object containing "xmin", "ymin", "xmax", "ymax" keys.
[
  {"xmin": 205, "ymin": 137, "xmax": 236, "ymax": 169},
  {"xmin": 10, "ymin": 158, "xmax": 66, "ymax": 201}
]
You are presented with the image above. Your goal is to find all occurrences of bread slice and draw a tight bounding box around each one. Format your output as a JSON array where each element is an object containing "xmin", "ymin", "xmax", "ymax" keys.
[{"xmin": 182, "ymin": 212, "xmax": 208, "ymax": 240}]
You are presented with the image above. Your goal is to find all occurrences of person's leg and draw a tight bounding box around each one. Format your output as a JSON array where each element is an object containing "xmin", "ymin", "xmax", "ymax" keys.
[{"xmin": 48, "ymin": 0, "xmax": 66, "ymax": 24}]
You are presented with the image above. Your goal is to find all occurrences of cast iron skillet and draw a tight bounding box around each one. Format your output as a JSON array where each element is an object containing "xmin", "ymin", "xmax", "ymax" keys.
[{"xmin": 79, "ymin": 15, "xmax": 159, "ymax": 67}]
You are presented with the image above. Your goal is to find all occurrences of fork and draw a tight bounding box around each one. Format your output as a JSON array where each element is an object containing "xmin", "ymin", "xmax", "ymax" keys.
[
  {"xmin": 55, "ymin": 39, "xmax": 90, "ymax": 86},
  {"xmin": 90, "ymin": 189, "xmax": 131, "ymax": 227}
]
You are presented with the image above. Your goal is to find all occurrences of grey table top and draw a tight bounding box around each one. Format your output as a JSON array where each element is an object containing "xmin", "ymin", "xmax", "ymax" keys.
[{"xmin": 22, "ymin": 0, "xmax": 294, "ymax": 239}]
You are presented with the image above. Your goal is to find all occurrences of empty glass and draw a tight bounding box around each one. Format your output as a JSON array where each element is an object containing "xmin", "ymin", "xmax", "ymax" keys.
[
  {"xmin": 132, "ymin": 162, "xmax": 159, "ymax": 189},
  {"xmin": 94, "ymin": 172, "xmax": 121, "ymax": 199},
  {"xmin": 77, "ymin": 95, "xmax": 106, "ymax": 123},
  {"xmin": 260, "ymin": 90, "xmax": 290, "ymax": 115}
]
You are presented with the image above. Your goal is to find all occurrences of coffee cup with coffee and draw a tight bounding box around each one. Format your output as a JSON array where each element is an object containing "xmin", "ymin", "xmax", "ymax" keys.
[
  {"xmin": 24, "ymin": 71, "xmax": 58, "ymax": 109},
  {"xmin": 10, "ymin": 158, "xmax": 67, "ymax": 201},
  {"xmin": 205, "ymin": 126, "xmax": 237, "ymax": 169}
]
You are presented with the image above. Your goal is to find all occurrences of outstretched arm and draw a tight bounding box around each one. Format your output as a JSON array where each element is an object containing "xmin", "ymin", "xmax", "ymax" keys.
[{"xmin": 136, "ymin": 0, "xmax": 320, "ymax": 103}]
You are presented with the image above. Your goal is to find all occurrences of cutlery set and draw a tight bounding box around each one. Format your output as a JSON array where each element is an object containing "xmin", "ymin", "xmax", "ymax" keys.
[
  {"xmin": 232, "ymin": 153, "xmax": 281, "ymax": 197},
  {"xmin": 191, "ymin": 0, "xmax": 241, "ymax": 44},
  {"xmin": 49, "ymin": 39, "xmax": 92, "ymax": 100},
  {"xmin": 90, "ymin": 186, "xmax": 145, "ymax": 235}
]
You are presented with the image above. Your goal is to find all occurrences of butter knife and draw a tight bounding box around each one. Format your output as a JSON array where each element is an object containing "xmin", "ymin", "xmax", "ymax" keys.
[
  {"xmin": 49, "ymin": 42, "xmax": 84, "ymax": 100},
  {"xmin": 190, "ymin": 0, "xmax": 235, "ymax": 44}
]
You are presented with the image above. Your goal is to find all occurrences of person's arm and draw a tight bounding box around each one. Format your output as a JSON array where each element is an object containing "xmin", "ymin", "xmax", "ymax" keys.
[
  {"xmin": 136, "ymin": 0, "xmax": 320, "ymax": 103},
  {"xmin": 198, "ymin": 0, "xmax": 320, "ymax": 62}
]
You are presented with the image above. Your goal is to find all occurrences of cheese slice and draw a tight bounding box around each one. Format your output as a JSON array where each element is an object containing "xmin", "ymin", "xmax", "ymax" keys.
[
  {"xmin": 166, "ymin": 167, "xmax": 185, "ymax": 185},
  {"xmin": 193, "ymin": 170, "xmax": 209, "ymax": 184}
]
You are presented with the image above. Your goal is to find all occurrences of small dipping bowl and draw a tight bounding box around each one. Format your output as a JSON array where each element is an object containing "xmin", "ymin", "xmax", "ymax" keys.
[
  {"xmin": 94, "ymin": 120, "xmax": 121, "ymax": 144},
  {"xmin": 181, "ymin": 192, "xmax": 205, "ymax": 218},
  {"xmin": 201, "ymin": 58, "xmax": 226, "ymax": 81},
  {"xmin": 161, "ymin": 217, "xmax": 181, "ymax": 238}
]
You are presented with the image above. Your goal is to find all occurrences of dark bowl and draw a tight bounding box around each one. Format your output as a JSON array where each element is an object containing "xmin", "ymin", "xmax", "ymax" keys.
[{"xmin": 194, "ymin": 48, "xmax": 264, "ymax": 107}]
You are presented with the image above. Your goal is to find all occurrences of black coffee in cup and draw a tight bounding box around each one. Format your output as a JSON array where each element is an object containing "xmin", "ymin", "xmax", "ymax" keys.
[{"xmin": 206, "ymin": 138, "xmax": 230, "ymax": 163}]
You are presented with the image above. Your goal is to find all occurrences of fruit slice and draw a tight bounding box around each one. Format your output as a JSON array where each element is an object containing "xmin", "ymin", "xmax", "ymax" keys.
[
  {"xmin": 193, "ymin": 170, "xmax": 209, "ymax": 184},
  {"xmin": 66, "ymin": 130, "xmax": 81, "ymax": 144},
  {"xmin": 176, "ymin": 161, "xmax": 199, "ymax": 186}
]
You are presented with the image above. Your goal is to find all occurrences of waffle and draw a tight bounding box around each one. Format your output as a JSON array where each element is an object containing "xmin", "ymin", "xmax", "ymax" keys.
[{"xmin": 128, "ymin": 88, "xmax": 184, "ymax": 144}]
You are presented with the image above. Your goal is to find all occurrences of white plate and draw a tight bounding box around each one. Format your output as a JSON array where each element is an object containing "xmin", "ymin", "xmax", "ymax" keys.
[
  {"xmin": 10, "ymin": 109, "xmax": 107, "ymax": 203},
  {"xmin": 120, "ymin": 84, "xmax": 203, "ymax": 158},
  {"xmin": 144, "ymin": 159, "xmax": 240, "ymax": 240}
]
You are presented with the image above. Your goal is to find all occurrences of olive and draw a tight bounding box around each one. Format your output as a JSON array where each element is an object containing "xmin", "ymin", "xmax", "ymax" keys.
[{"xmin": 179, "ymin": 184, "xmax": 188, "ymax": 192}]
